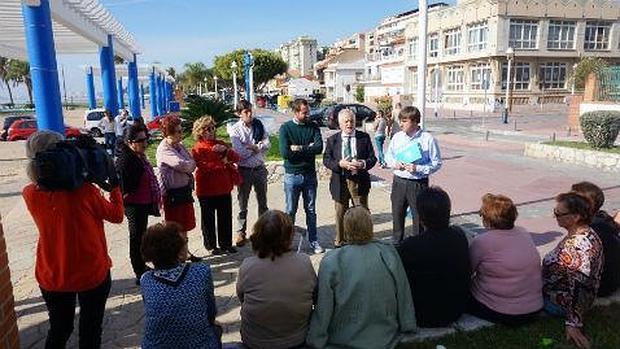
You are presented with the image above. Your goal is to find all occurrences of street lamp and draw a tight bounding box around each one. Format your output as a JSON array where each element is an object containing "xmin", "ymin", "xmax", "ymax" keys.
[
  {"xmin": 571, "ymin": 63, "xmax": 578, "ymax": 95},
  {"xmin": 214, "ymin": 76, "xmax": 219, "ymax": 99},
  {"xmin": 231, "ymin": 61, "xmax": 238, "ymax": 110},
  {"xmin": 502, "ymin": 47, "xmax": 514, "ymax": 124},
  {"xmin": 203, "ymin": 77, "xmax": 207, "ymax": 95}
]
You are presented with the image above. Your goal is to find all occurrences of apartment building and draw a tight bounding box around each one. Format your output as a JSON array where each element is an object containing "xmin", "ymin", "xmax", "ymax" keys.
[
  {"xmin": 399, "ymin": 0, "xmax": 620, "ymax": 109},
  {"xmin": 279, "ymin": 36, "xmax": 318, "ymax": 78}
]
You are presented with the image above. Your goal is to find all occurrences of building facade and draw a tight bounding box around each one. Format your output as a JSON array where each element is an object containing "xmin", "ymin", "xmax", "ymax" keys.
[
  {"xmin": 279, "ymin": 36, "xmax": 318, "ymax": 78},
  {"xmin": 399, "ymin": 0, "xmax": 620, "ymax": 110}
]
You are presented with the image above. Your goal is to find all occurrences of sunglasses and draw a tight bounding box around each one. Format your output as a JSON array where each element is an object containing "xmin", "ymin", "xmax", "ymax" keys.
[{"xmin": 553, "ymin": 209, "xmax": 571, "ymax": 218}]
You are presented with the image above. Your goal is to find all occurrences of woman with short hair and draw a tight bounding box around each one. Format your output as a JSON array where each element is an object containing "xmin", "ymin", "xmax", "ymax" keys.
[
  {"xmin": 140, "ymin": 222, "xmax": 221, "ymax": 349},
  {"xmin": 543, "ymin": 192, "xmax": 603, "ymax": 349},
  {"xmin": 23, "ymin": 131, "xmax": 124, "ymax": 348},
  {"xmin": 236, "ymin": 210, "xmax": 316, "ymax": 349},
  {"xmin": 156, "ymin": 115, "xmax": 201, "ymax": 261},
  {"xmin": 307, "ymin": 206, "xmax": 416, "ymax": 349},
  {"xmin": 468, "ymin": 193, "xmax": 543, "ymax": 326}
]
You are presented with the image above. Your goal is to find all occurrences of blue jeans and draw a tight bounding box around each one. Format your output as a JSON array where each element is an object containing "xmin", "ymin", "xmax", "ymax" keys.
[
  {"xmin": 544, "ymin": 296, "xmax": 566, "ymax": 317},
  {"xmin": 283, "ymin": 172, "xmax": 318, "ymax": 242},
  {"xmin": 374, "ymin": 135, "xmax": 386, "ymax": 165}
]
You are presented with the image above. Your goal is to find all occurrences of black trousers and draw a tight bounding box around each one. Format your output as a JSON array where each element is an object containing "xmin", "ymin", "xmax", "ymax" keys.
[
  {"xmin": 125, "ymin": 204, "xmax": 150, "ymax": 278},
  {"xmin": 467, "ymin": 294, "xmax": 540, "ymax": 327},
  {"xmin": 40, "ymin": 273, "xmax": 111, "ymax": 349},
  {"xmin": 391, "ymin": 176, "xmax": 428, "ymax": 243},
  {"xmin": 199, "ymin": 194, "xmax": 233, "ymax": 249}
]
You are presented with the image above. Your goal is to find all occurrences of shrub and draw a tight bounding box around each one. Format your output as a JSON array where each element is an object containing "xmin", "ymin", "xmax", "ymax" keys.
[
  {"xmin": 355, "ymin": 85, "xmax": 365, "ymax": 103},
  {"xmin": 181, "ymin": 95, "xmax": 235, "ymax": 129},
  {"xmin": 571, "ymin": 57, "xmax": 608, "ymax": 90},
  {"xmin": 580, "ymin": 111, "xmax": 620, "ymax": 149},
  {"xmin": 375, "ymin": 95, "xmax": 392, "ymax": 117}
]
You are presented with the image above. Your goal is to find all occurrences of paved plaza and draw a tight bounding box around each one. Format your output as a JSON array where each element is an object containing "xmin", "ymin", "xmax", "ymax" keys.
[{"xmin": 1, "ymin": 107, "xmax": 619, "ymax": 348}]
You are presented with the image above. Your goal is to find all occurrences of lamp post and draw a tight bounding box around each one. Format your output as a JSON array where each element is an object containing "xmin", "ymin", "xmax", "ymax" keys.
[
  {"xmin": 203, "ymin": 77, "xmax": 207, "ymax": 95},
  {"xmin": 502, "ymin": 47, "xmax": 514, "ymax": 124},
  {"xmin": 571, "ymin": 63, "xmax": 578, "ymax": 95},
  {"xmin": 433, "ymin": 64, "xmax": 439, "ymax": 118},
  {"xmin": 231, "ymin": 61, "xmax": 238, "ymax": 110},
  {"xmin": 214, "ymin": 76, "xmax": 219, "ymax": 99}
]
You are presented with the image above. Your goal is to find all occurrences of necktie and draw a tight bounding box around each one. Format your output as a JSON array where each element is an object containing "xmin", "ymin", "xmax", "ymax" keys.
[{"xmin": 344, "ymin": 136, "xmax": 352, "ymax": 160}]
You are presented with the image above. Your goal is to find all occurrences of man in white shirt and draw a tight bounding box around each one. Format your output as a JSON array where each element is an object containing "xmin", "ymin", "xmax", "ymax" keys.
[{"xmin": 229, "ymin": 100, "xmax": 270, "ymax": 246}]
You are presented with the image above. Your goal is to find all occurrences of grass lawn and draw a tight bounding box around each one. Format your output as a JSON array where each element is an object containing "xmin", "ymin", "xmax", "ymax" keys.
[
  {"xmin": 543, "ymin": 141, "xmax": 620, "ymax": 154},
  {"xmin": 400, "ymin": 303, "xmax": 620, "ymax": 349},
  {"xmin": 146, "ymin": 125, "xmax": 282, "ymax": 165}
]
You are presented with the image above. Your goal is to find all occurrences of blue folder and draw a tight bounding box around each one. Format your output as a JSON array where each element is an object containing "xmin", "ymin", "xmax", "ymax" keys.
[{"xmin": 395, "ymin": 142, "xmax": 422, "ymax": 164}]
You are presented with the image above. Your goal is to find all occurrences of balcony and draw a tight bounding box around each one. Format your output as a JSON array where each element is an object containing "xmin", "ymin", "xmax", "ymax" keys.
[{"xmin": 366, "ymin": 52, "xmax": 405, "ymax": 64}]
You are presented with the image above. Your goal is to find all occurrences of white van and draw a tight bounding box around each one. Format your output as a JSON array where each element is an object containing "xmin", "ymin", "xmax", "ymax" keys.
[{"xmin": 83, "ymin": 108, "xmax": 107, "ymax": 137}]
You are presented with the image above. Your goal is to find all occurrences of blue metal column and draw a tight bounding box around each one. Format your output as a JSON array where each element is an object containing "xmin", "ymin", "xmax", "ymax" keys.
[
  {"xmin": 150, "ymin": 68, "xmax": 158, "ymax": 118},
  {"xmin": 99, "ymin": 35, "xmax": 119, "ymax": 115},
  {"xmin": 140, "ymin": 83, "xmax": 145, "ymax": 109},
  {"xmin": 244, "ymin": 51, "xmax": 252, "ymax": 101},
  {"xmin": 163, "ymin": 80, "xmax": 170, "ymax": 113},
  {"xmin": 86, "ymin": 66, "xmax": 96, "ymax": 109},
  {"xmin": 21, "ymin": 0, "xmax": 64, "ymax": 134},
  {"xmin": 158, "ymin": 74, "xmax": 165, "ymax": 114},
  {"xmin": 117, "ymin": 78, "xmax": 124, "ymax": 109},
  {"xmin": 127, "ymin": 54, "xmax": 141, "ymax": 119}
]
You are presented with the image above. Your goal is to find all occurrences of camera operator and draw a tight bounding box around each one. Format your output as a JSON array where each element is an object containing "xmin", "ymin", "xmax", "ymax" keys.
[{"xmin": 22, "ymin": 130, "xmax": 124, "ymax": 348}]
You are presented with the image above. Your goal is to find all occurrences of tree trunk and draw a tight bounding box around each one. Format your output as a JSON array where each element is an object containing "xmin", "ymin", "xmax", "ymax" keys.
[{"xmin": 3, "ymin": 81, "xmax": 14, "ymax": 105}]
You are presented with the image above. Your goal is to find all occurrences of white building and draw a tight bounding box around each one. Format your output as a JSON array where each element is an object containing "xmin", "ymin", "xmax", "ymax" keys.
[
  {"xmin": 279, "ymin": 36, "xmax": 318, "ymax": 78},
  {"xmin": 322, "ymin": 50, "xmax": 365, "ymax": 103}
]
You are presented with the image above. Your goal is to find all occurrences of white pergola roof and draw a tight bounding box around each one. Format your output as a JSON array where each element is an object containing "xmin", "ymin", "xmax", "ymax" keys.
[
  {"xmin": 86, "ymin": 64, "xmax": 175, "ymax": 82},
  {"xmin": 0, "ymin": 0, "xmax": 141, "ymax": 61}
]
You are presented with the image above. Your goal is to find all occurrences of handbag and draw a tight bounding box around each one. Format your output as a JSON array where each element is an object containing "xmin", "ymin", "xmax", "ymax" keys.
[{"xmin": 165, "ymin": 184, "xmax": 194, "ymax": 207}]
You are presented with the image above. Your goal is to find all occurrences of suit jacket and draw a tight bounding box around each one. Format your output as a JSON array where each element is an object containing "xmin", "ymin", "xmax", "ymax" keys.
[{"xmin": 323, "ymin": 130, "xmax": 377, "ymax": 201}]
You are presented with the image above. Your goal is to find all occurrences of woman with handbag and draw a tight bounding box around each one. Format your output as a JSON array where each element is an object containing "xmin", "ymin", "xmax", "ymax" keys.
[
  {"xmin": 156, "ymin": 115, "xmax": 202, "ymax": 262},
  {"xmin": 116, "ymin": 123, "xmax": 161, "ymax": 285},
  {"xmin": 192, "ymin": 115, "xmax": 241, "ymax": 255}
]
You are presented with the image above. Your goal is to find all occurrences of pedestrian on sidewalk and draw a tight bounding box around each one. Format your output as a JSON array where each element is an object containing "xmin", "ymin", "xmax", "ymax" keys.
[
  {"xmin": 386, "ymin": 106, "xmax": 442, "ymax": 243},
  {"xmin": 323, "ymin": 109, "xmax": 376, "ymax": 248},
  {"xmin": 373, "ymin": 110, "xmax": 388, "ymax": 168},
  {"xmin": 140, "ymin": 222, "xmax": 222, "ymax": 349},
  {"xmin": 279, "ymin": 98, "xmax": 324, "ymax": 254},
  {"xmin": 23, "ymin": 131, "xmax": 124, "ymax": 348},
  {"xmin": 114, "ymin": 109, "xmax": 130, "ymax": 157},
  {"xmin": 229, "ymin": 100, "xmax": 270, "ymax": 247},
  {"xmin": 192, "ymin": 115, "xmax": 241, "ymax": 255},
  {"xmin": 98, "ymin": 109, "xmax": 116, "ymax": 155},
  {"xmin": 156, "ymin": 115, "xmax": 202, "ymax": 262},
  {"xmin": 116, "ymin": 123, "xmax": 161, "ymax": 285}
]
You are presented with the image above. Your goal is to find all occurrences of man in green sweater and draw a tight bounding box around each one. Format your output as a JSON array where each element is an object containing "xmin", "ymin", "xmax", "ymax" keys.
[{"xmin": 279, "ymin": 98, "xmax": 325, "ymax": 254}]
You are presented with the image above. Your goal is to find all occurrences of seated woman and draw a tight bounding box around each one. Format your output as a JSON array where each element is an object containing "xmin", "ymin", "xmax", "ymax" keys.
[
  {"xmin": 307, "ymin": 207, "xmax": 416, "ymax": 349},
  {"xmin": 468, "ymin": 193, "xmax": 543, "ymax": 326},
  {"xmin": 571, "ymin": 181, "xmax": 620, "ymax": 297},
  {"xmin": 397, "ymin": 186, "xmax": 470, "ymax": 327},
  {"xmin": 237, "ymin": 210, "xmax": 316, "ymax": 349},
  {"xmin": 543, "ymin": 192, "xmax": 603, "ymax": 349},
  {"xmin": 140, "ymin": 222, "xmax": 221, "ymax": 349}
]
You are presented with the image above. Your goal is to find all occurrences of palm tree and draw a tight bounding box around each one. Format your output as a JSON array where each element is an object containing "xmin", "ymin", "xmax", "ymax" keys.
[
  {"xmin": 8, "ymin": 59, "xmax": 33, "ymax": 105},
  {"xmin": 0, "ymin": 57, "xmax": 15, "ymax": 106},
  {"xmin": 182, "ymin": 62, "xmax": 209, "ymax": 93},
  {"xmin": 166, "ymin": 67, "xmax": 176, "ymax": 79}
]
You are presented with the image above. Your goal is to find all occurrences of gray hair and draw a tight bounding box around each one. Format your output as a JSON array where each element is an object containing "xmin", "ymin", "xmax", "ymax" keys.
[
  {"xmin": 337, "ymin": 108, "xmax": 356, "ymax": 125},
  {"xmin": 26, "ymin": 130, "xmax": 63, "ymax": 183}
]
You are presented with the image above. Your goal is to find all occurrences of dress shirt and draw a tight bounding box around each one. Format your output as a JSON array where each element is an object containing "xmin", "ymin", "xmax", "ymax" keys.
[
  {"xmin": 229, "ymin": 120, "xmax": 270, "ymax": 168},
  {"xmin": 340, "ymin": 130, "xmax": 357, "ymax": 160},
  {"xmin": 385, "ymin": 129, "xmax": 442, "ymax": 180}
]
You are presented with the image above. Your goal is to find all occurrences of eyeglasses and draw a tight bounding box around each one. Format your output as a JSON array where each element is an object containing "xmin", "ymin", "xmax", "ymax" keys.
[{"xmin": 553, "ymin": 209, "xmax": 572, "ymax": 218}]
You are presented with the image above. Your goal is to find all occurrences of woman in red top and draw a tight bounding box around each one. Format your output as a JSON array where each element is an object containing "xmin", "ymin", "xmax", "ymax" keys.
[
  {"xmin": 22, "ymin": 131, "xmax": 124, "ymax": 348},
  {"xmin": 192, "ymin": 115, "xmax": 241, "ymax": 255}
]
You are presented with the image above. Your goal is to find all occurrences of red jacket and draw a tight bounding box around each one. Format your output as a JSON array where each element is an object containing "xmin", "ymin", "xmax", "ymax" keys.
[
  {"xmin": 22, "ymin": 183, "xmax": 124, "ymax": 292},
  {"xmin": 192, "ymin": 139, "xmax": 241, "ymax": 197}
]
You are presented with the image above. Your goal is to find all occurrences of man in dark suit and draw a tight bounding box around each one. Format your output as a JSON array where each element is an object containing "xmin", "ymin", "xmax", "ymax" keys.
[{"xmin": 323, "ymin": 109, "xmax": 377, "ymax": 247}]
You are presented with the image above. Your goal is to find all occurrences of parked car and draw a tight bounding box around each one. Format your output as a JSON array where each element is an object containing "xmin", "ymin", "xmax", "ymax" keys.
[
  {"xmin": 7, "ymin": 119, "xmax": 82, "ymax": 141},
  {"xmin": 309, "ymin": 107, "xmax": 327, "ymax": 126},
  {"xmin": 1, "ymin": 115, "xmax": 34, "ymax": 141},
  {"xmin": 324, "ymin": 104, "xmax": 377, "ymax": 129},
  {"xmin": 83, "ymin": 108, "xmax": 107, "ymax": 137}
]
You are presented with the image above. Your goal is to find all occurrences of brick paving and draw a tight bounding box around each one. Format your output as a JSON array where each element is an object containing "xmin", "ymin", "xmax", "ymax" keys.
[{"xmin": 1, "ymin": 106, "xmax": 619, "ymax": 348}]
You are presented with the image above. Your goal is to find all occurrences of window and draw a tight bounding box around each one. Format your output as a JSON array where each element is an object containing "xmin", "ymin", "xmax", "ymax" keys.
[
  {"xmin": 584, "ymin": 21, "xmax": 611, "ymax": 50},
  {"xmin": 429, "ymin": 33, "xmax": 439, "ymax": 57},
  {"xmin": 468, "ymin": 22, "xmax": 489, "ymax": 52},
  {"xmin": 446, "ymin": 66, "xmax": 464, "ymax": 91},
  {"xmin": 502, "ymin": 62, "xmax": 530, "ymax": 90},
  {"xmin": 547, "ymin": 20, "xmax": 576, "ymax": 49},
  {"xmin": 408, "ymin": 38, "xmax": 418, "ymax": 59},
  {"xmin": 509, "ymin": 19, "xmax": 538, "ymax": 49},
  {"xmin": 444, "ymin": 29, "xmax": 462, "ymax": 55},
  {"xmin": 470, "ymin": 64, "xmax": 491, "ymax": 90},
  {"xmin": 539, "ymin": 62, "xmax": 567, "ymax": 89}
]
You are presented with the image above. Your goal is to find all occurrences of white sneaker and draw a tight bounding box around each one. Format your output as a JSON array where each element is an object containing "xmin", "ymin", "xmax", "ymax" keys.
[{"xmin": 310, "ymin": 241, "xmax": 324, "ymax": 254}]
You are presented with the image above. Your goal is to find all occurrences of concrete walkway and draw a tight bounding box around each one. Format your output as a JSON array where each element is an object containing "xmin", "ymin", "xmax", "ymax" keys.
[{"xmin": 2, "ymin": 107, "xmax": 619, "ymax": 348}]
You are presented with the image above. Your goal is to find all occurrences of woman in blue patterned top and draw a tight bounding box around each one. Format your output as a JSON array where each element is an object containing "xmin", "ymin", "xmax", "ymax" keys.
[{"xmin": 140, "ymin": 222, "xmax": 222, "ymax": 349}]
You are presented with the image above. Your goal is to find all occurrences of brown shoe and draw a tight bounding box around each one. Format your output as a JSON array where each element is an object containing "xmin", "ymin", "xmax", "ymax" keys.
[{"xmin": 235, "ymin": 233, "xmax": 247, "ymax": 247}]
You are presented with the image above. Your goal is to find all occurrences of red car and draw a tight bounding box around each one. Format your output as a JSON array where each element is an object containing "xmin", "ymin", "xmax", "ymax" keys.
[{"xmin": 7, "ymin": 119, "xmax": 82, "ymax": 141}]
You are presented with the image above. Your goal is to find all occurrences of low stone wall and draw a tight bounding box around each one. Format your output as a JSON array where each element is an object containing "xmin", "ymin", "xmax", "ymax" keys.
[
  {"xmin": 265, "ymin": 161, "xmax": 332, "ymax": 184},
  {"xmin": 524, "ymin": 143, "xmax": 620, "ymax": 172}
]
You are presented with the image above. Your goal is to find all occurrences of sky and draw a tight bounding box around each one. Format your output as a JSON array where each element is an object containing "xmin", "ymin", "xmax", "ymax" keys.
[{"xmin": 1, "ymin": 0, "xmax": 452, "ymax": 103}]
